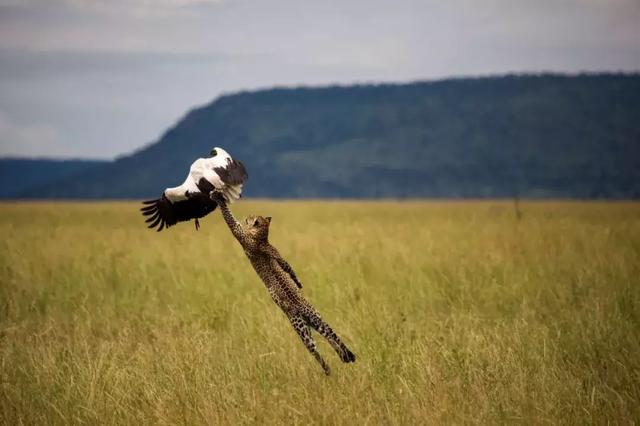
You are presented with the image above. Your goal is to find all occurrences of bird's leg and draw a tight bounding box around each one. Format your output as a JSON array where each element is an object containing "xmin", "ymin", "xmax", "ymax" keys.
[{"xmin": 185, "ymin": 190, "xmax": 201, "ymax": 230}]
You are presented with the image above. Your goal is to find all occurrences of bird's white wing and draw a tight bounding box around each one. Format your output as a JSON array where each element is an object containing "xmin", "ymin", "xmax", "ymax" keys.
[
  {"xmin": 201, "ymin": 166, "xmax": 224, "ymax": 190},
  {"xmin": 200, "ymin": 149, "xmax": 248, "ymax": 202},
  {"xmin": 164, "ymin": 159, "xmax": 202, "ymax": 202}
]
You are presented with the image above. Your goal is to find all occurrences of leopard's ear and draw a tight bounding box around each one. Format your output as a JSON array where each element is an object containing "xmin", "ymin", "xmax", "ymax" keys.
[{"xmin": 265, "ymin": 216, "xmax": 272, "ymax": 224}]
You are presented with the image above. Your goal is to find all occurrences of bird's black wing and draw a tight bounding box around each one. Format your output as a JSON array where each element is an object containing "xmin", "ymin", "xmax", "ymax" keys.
[
  {"xmin": 195, "ymin": 177, "xmax": 215, "ymax": 194},
  {"xmin": 213, "ymin": 158, "xmax": 248, "ymax": 185},
  {"xmin": 140, "ymin": 193, "xmax": 216, "ymax": 232}
]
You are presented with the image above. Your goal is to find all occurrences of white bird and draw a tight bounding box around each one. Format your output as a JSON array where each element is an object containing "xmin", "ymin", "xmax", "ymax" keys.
[{"xmin": 140, "ymin": 147, "xmax": 248, "ymax": 232}]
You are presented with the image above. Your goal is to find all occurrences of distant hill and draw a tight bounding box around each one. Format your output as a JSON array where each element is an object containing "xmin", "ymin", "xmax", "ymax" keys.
[
  {"xmin": 7, "ymin": 73, "xmax": 640, "ymax": 199},
  {"xmin": 0, "ymin": 158, "xmax": 108, "ymax": 198}
]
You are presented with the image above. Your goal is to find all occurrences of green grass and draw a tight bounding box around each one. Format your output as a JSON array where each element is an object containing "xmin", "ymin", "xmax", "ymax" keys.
[{"xmin": 1, "ymin": 201, "xmax": 639, "ymax": 424}]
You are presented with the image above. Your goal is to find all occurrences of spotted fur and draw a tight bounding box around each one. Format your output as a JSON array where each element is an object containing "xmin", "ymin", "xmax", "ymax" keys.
[{"xmin": 211, "ymin": 191, "xmax": 355, "ymax": 375}]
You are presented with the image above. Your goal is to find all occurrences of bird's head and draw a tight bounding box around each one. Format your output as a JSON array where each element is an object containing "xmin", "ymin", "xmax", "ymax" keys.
[
  {"xmin": 209, "ymin": 147, "xmax": 229, "ymax": 158},
  {"xmin": 244, "ymin": 215, "xmax": 272, "ymax": 241}
]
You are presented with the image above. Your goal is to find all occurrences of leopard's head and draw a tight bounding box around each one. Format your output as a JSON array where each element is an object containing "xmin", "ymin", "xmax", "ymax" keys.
[{"xmin": 244, "ymin": 215, "xmax": 271, "ymax": 241}]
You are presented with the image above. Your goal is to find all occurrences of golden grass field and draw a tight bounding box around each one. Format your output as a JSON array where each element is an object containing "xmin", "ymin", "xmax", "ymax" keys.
[{"xmin": 1, "ymin": 201, "xmax": 639, "ymax": 424}]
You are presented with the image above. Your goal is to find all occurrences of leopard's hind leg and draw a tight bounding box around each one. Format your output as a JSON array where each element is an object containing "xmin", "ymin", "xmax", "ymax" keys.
[
  {"xmin": 304, "ymin": 310, "xmax": 356, "ymax": 363},
  {"xmin": 289, "ymin": 315, "xmax": 331, "ymax": 375}
]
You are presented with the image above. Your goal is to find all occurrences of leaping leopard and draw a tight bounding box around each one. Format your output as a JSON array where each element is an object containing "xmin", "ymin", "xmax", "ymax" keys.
[{"xmin": 209, "ymin": 190, "xmax": 356, "ymax": 375}]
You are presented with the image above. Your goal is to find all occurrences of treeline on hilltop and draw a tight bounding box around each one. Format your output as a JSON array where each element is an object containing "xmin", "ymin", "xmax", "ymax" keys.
[{"xmin": 3, "ymin": 73, "xmax": 639, "ymax": 199}]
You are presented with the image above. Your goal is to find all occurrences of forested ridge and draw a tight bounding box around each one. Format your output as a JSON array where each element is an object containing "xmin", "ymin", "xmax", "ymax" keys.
[{"xmin": 4, "ymin": 74, "xmax": 639, "ymax": 199}]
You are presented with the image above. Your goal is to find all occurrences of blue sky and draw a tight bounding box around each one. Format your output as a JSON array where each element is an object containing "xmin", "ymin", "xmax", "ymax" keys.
[{"xmin": 1, "ymin": 0, "xmax": 638, "ymax": 159}]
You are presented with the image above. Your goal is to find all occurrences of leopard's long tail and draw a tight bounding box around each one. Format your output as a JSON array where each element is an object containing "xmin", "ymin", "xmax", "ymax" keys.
[{"xmin": 305, "ymin": 311, "xmax": 356, "ymax": 363}]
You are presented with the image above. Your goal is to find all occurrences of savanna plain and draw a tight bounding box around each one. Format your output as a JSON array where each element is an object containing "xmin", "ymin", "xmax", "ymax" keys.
[{"xmin": 0, "ymin": 201, "xmax": 639, "ymax": 424}]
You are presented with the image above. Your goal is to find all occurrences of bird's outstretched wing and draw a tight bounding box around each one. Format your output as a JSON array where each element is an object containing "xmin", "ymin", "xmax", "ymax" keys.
[
  {"xmin": 140, "ymin": 193, "xmax": 216, "ymax": 232},
  {"xmin": 214, "ymin": 158, "xmax": 248, "ymax": 186}
]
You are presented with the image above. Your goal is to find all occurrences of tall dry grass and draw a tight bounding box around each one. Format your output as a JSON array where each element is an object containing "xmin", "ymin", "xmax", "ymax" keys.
[{"xmin": 1, "ymin": 201, "xmax": 639, "ymax": 424}]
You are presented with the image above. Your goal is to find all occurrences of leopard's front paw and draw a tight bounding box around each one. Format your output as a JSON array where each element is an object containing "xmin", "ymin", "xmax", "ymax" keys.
[{"xmin": 209, "ymin": 190, "xmax": 225, "ymax": 203}]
